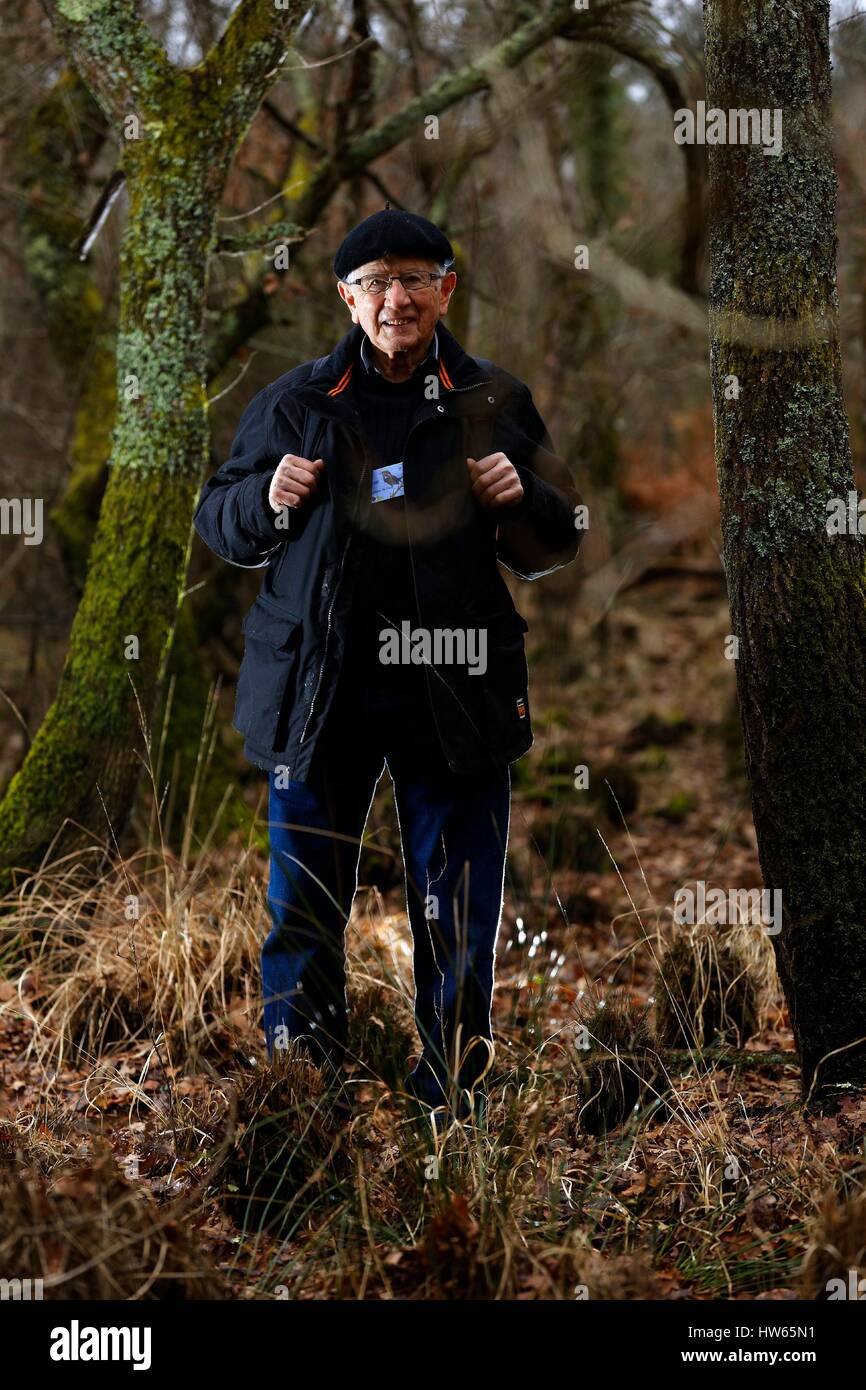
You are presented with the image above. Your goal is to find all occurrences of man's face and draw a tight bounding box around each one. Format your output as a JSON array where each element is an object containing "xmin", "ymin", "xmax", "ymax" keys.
[{"xmin": 337, "ymin": 254, "xmax": 457, "ymax": 358}]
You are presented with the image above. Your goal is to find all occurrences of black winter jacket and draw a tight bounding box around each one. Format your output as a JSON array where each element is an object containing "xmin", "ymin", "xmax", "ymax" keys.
[{"xmin": 193, "ymin": 321, "xmax": 583, "ymax": 778}]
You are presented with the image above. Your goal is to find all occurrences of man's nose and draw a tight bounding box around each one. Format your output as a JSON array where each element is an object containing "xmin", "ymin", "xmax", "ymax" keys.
[{"xmin": 384, "ymin": 279, "xmax": 413, "ymax": 310}]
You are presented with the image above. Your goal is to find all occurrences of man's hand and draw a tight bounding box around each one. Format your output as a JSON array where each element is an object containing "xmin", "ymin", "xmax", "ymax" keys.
[
  {"xmin": 466, "ymin": 453, "xmax": 524, "ymax": 509},
  {"xmin": 268, "ymin": 454, "xmax": 325, "ymax": 513}
]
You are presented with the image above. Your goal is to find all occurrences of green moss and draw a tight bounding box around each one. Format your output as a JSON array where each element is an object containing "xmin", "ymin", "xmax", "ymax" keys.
[
  {"xmin": 0, "ymin": 463, "xmax": 200, "ymax": 876},
  {"xmin": 658, "ymin": 792, "xmax": 696, "ymax": 824},
  {"xmin": 529, "ymin": 810, "xmax": 610, "ymax": 874},
  {"xmin": 538, "ymin": 742, "xmax": 585, "ymax": 776},
  {"xmin": 52, "ymin": 345, "xmax": 117, "ymax": 586},
  {"xmin": 637, "ymin": 746, "xmax": 669, "ymax": 773},
  {"xmin": 538, "ymin": 705, "xmax": 572, "ymax": 729},
  {"xmin": 57, "ymin": 0, "xmax": 111, "ymax": 19}
]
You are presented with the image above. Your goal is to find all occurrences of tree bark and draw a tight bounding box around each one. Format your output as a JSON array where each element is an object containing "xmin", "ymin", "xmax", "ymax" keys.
[{"xmin": 704, "ymin": 0, "xmax": 866, "ymax": 1105}]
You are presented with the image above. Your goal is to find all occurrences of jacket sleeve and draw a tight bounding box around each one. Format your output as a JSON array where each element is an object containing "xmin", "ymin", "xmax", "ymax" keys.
[
  {"xmin": 494, "ymin": 383, "xmax": 584, "ymax": 581},
  {"xmin": 193, "ymin": 386, "xmax": 293, "ymax": 568}
]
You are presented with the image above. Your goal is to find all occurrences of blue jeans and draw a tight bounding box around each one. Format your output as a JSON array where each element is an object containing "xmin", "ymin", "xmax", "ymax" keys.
[{"xmin": 262, "ymin": 666, "xmax": 511, "ymax": 1105}]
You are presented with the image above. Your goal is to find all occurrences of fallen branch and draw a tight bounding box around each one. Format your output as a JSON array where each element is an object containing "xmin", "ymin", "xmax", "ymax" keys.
[{"xmin": 660, "ymin": 1047, "xmax": 798, "ymax": 1071}]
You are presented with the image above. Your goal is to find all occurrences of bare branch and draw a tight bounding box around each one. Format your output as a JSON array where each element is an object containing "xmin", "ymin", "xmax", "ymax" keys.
[
  {"xmin": 294, "ymin": 0, "xmax": 618, "ymax": 223},
  {"xmin": 206, "ymin": 0, "xmax": 642, "ymax": 375},
  {"xmin": 214, "ymin": 218, "xmax": 305, "ymax": 256}
]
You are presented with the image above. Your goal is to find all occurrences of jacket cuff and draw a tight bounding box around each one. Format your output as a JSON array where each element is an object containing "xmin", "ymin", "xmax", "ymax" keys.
[
  {"xmin": 239, "ymin": 468, "xmax": 281, "ymax": 542},
  {"xmin": 507, "ymin": 465, "xmax": 536, "ymax": 514}
]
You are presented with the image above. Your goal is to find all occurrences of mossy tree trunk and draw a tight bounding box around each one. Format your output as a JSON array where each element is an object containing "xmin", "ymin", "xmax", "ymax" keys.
[
  {"xmin": 705, "ymin": 0, "xmax": 866, "ymax": 1105},
  {"xmin": 0, "ymin": 0, "xmax": 302, "ymax": 876}
]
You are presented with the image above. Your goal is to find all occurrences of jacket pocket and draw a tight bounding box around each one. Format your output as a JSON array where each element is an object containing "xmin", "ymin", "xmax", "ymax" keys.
[
  {"xmin": 234, "ymin": 594, "xmax": 303, "ymax": 750},
  {"xmin": 438, "ymin": 607, "xmax": 532, "ymax": 763},
  {"xmin": 478, "ymin": 608, "xmax": 532, "ymax": 753}
]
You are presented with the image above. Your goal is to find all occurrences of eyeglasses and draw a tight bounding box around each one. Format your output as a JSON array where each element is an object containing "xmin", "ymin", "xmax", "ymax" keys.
[{"xmin": 346, "ymin": 270, "xmax": 444, "ymax": 295}]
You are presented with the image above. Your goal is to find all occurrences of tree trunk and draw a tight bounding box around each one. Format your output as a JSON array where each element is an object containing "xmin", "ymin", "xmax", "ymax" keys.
[
  {"xmin": 0, "ymin": 155, "xmax": 211, "ymax": 868},
  {"xmin": 0, "ymin": 2, "xmax": 300, "ymax": 878},
  {"xmin": 705, "ymin": 0, "xmax": 866, "ymax": 1104}
]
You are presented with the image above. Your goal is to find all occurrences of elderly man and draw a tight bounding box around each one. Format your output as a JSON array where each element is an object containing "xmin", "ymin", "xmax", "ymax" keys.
[{"xmin": 194, "ymin": 208, "xmax": 582, "ymax": 1119}]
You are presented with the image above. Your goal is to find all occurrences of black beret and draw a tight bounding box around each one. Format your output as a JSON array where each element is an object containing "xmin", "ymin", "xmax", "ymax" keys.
[{"xmin": 333, "ymin": 209, "xmax": 454, "ymax": 280}]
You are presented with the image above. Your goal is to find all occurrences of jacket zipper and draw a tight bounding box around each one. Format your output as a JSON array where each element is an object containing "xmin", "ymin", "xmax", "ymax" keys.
[
  {"xmin": 296, "ymin": 375, "xmax": 492, "ymax": 753},
  {"xmin": 298, "ymin": 542, "xmax": 348, "ymax": 746},
  {"xmin": 306, "ymin": 416, "xmax": 326, "ymax": 464},
  {"xmin": 298, "ymin": 418, "xmax": 369, "ymax": 746}
]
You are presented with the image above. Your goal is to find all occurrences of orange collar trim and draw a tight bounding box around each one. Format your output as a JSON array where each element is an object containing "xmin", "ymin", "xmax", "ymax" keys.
[
  {"xmin": 327, "ymin": 363, "xmax": 354, "ymax": 396},
  {"xmin": 328, "ymin": 354, "xmax": 456, "ymax": 396}
]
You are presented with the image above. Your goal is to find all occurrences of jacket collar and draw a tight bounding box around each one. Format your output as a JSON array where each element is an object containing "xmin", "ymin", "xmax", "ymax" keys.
[{"xmin": 285, "ymin": 321, "xmax": 492, "ymax": 417}]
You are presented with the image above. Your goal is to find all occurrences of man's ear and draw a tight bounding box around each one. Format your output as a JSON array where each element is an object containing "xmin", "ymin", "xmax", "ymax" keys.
[
  {"xmin": 337, "ymin": 279, "xmax": 359, "ymax": 323},
  {"xmin": 439, "ymin": 270, "xmax": 458, "ymax": 316}
]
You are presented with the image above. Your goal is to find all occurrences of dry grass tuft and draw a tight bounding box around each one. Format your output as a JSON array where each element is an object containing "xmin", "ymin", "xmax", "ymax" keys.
[
  {"xmin": 0, "ymin": 850, "xmax": 264, "ymax": 1068},
  {"xmin": 346, "ymin": 974, "xmax": 418, "ymax": 1090},
  {"xmin": 218, "ymin": 1046, "xmax": 351, "ymax": 1233},
  {"xmin": 572, "ymin": 993, "xmax": 661, "ymax": 1135},
  {"xmin": 654, "ymin": 919, "xmax": 775, "ymax": 1049},
  {"xmin": 0, "ymin": 793, "xmax": 835, "ymax": 1303},
  {"xmin": 406, "ymin": 1188, "xmax": 523, "ymax": 1299},
  {"xmin": 0, "ymin": 1142, "xmax": 224, "ymax": 1299},
  {"xmin": 800, "ymin": 1184, "xmax": 866, "ymax": 1299}
]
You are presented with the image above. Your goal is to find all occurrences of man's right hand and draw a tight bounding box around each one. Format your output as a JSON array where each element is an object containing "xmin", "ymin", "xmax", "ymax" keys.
[{"xmin": 268, "ymin": 454, "xmax": 325, "ymax": 513}]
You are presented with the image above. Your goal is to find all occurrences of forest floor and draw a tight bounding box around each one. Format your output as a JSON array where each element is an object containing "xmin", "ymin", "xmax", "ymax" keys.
[{"xmin": 1, "ymin": 565, "xmax": 864, "ymax": 1301}]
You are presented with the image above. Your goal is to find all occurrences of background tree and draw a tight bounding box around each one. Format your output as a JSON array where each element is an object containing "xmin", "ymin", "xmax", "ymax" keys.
[
  {"xmin": 705, "ymin": 0, "xmax": 866, "ymax": 1104},
  {"xmin": 0, "ymin": 0, "xmax": 306, "ymax": 880}
]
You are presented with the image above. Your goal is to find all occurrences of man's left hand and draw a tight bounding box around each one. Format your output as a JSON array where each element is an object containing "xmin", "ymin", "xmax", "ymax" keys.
[{"xmin": 466, "ymin": 453, "xmax": 525, "ymax": 509}]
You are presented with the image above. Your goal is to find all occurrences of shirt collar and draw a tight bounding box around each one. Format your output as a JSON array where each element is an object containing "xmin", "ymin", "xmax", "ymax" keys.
[{"xmin": 360, "ymin": 327, "xmax": 439, "ymax": 376}]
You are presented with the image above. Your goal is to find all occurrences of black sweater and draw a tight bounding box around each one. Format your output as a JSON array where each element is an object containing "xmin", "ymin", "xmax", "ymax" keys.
[{"xmin": 343, "ymin": 350, "xmax": 434, "ymax": 694}]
